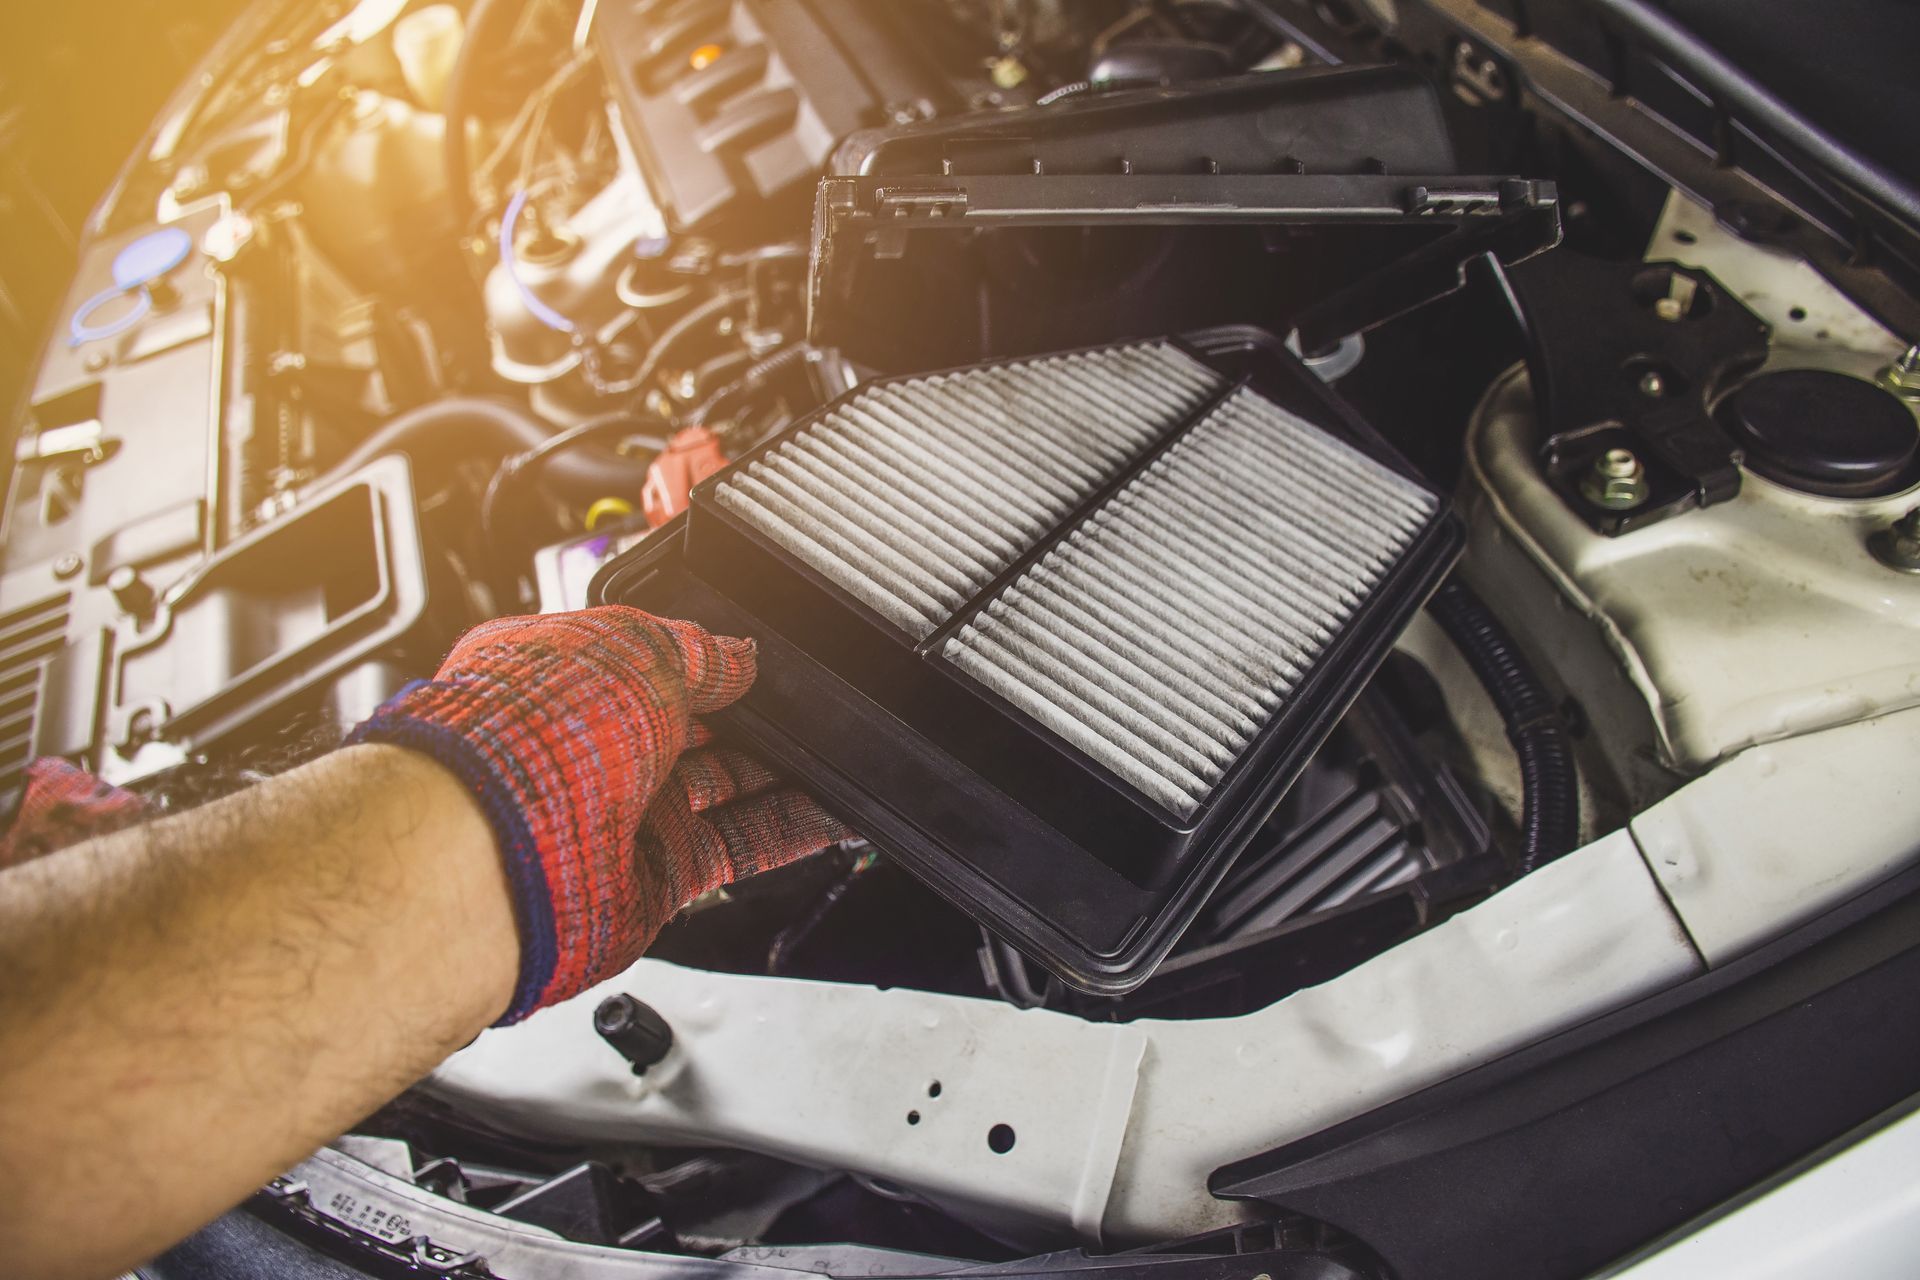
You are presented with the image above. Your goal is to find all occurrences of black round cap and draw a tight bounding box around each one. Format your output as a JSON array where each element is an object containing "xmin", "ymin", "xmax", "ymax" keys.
[
  {"xmin": 593, "ymin": 993, "xmax": 673, "ymax": 1071},
  {"xmin": 1722, "ymin": 369, "xmax": 1919, "ymax": 498}
]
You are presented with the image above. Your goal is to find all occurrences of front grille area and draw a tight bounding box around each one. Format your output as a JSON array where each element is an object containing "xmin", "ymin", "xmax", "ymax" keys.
[{"xmin": 0, "ymin": 594, "xmax": 68, "ymax": 800}]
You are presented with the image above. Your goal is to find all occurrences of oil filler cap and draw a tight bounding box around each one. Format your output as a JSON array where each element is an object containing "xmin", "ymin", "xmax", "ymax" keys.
[{"xmin": 1722, "ymin": 369, "xmax": 1919, "ymax": 498}]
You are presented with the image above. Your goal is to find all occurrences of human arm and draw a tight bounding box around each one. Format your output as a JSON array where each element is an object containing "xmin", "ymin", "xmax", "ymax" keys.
[
  {"xmin": 0, "ymin": 743, "xmax": 518, "ymax": 1279},
  {"xmin": 0, "ymin": 607, "xmax": 848, "ymax": 1279}
]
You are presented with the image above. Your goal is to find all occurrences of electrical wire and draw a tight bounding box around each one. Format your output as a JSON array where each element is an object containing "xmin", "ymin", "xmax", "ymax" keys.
[
  {"xmin": 498, "ymin": 189, "xmax": 577, "ymax": 334},
  {"xmin": 473, "ymin": 49, "xmax": 594, "ymax": 193},
  {"xmin": 690, "ymin": 343, "xmax": 807, "ymax": 423},
  {"xmin": 1427, "ymin": 579, "xmax": 1580, "ymax": 875},
  {"xmin": 479, "ymin": 411, "xmax": 670, "ymax": 554},
  {"xmin": 578, "ymin": 289, "xmax": 748, "ymax": 397}
]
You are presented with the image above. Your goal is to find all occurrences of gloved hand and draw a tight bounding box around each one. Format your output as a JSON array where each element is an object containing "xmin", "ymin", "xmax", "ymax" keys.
[
  {"xmin": 0, "ymin": 759, "xmax": 152, "ymax": 870},
  {"xmin": 348, "ymin": 606, "xmax": 850, "ymax": 1023}
]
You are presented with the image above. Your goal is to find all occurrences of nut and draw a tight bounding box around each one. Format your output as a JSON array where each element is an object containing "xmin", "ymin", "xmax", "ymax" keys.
[
  {"xmin": 1879, "ymin": 345, "xmax": 1920, "ymax": 402},
  {"xmin": 989, "ymin": 55, "xmax": 1029, "ymax": 90},
  {"xmin": 1868, "ymin": 508, "xmax": 1920, "ymax": 573},
  {"xmin": 1580, "ymin": 447, "xmax": 1650, "ymax": 510}
]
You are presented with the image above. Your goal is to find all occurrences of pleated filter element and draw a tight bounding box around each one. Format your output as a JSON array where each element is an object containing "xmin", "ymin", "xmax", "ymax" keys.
[
  {"xmin": 711, "ymin": 342, "xmax": 1228, "ymax": 641},
  {"xmin": 606, "ymin": 331, "xmax": 1462, "ymax": 992},
  {"xmin": 942, "ymin": 387, "xmax": 1439, "ymax": 818}
]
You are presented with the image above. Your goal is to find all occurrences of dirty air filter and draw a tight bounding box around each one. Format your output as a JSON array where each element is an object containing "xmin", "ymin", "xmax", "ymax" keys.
[{"xmin": 596, "ymin": 329, "xmax": 1461, "ymax": 992}]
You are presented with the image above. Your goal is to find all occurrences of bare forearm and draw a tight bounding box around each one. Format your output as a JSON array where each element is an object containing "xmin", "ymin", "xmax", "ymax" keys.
[{"xmin": 0, "ymin": 744, "xmax": 519, "ymax": 1280}]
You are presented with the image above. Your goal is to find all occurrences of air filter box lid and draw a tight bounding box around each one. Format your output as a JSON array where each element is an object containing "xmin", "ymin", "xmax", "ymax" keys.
[
  {"xmin": 808, "ymin": 64, "xmax": 1560, "ymax": 372},
  {"xmin": 595, "ymin": 328, "xmax": 1461, "ymax": 993}
]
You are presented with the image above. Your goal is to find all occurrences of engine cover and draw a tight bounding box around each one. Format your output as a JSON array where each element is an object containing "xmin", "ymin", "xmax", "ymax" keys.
[{"xmin": 594, "ymin": 0, "xmax": 956, "ymax": 234}]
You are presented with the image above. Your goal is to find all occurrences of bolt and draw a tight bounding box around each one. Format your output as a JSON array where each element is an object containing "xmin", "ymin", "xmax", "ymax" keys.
[
  {"xmin": 1868, "ymin": 508, "xmax": 1920, "ymax": 573},
  {"xmin": 989, "ymin": 55, "xmax": 1029, "ymax": 90},
  {"xmin": 1580, "ymin": 447, "xmax": 1650, "ymax": 510},
  {"xmin": 1880, "ymin": 344, "xmax": 1920, "ymax": 402},
  {"xmin": 1638, "ymin": 370, "xmax": 1668, "ymax": 397},
  {"xmin": 53, "ymin": 553, "xmax": 83, "ymax": 579},
  {"xmin": 1597, "ymin": 448, "xmax": 1641, "ymax": 478}
]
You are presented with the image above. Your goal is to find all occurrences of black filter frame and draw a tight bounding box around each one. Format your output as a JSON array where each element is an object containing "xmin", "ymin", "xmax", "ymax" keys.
[{"xmin": 593, "ymin": 328, "xmax": 1461, "ymax": 992}]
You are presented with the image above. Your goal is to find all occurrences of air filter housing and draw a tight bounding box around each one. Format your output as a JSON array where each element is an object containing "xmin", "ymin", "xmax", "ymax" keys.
[{"xmin": 597, "ymin": 329, "xmax": 1460, "ymax": 992}]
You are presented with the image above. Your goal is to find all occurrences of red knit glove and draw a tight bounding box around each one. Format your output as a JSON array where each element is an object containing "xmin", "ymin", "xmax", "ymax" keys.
[
  {"xmin": 0, "ymin": 759, "xmax": 153, "ymax": 870},
  {"xmin": 347, "ymin": 606, "xmax": 849, "ymax": 1023}
]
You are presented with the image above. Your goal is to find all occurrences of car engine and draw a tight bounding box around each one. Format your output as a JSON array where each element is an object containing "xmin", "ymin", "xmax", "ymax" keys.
[{"xmin": 6, "ymin": 0, "xmax": 1920, "ymax": 1276}]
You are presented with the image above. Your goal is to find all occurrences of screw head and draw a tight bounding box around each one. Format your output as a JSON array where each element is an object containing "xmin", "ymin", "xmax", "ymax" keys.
[{"xmin": 53, "ymin": 553, "xmax": 83, "ymax": 579}]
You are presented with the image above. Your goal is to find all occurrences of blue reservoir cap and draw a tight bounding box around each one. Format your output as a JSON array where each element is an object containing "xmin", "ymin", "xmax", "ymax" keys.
[{"xmin": 111, "ymin": 226, "xmax": 194, "ymax": 290}]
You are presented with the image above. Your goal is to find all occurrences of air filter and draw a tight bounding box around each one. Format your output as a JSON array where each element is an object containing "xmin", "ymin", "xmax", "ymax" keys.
[{"xmin": 597, "ymin": 329, "xmax": 1461, "ymax": 992}]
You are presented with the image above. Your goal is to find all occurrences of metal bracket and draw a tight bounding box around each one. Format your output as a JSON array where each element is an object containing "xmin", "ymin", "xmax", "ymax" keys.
[{"xmin": 1503, "ymin": 252, "xmax": 1770, "ymax": 536}]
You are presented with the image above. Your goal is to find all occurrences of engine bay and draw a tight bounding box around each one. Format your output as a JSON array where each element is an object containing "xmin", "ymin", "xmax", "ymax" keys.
[{"xmin": 7, "ymin": 0, "xmax": 1920, "ymax": 1275}]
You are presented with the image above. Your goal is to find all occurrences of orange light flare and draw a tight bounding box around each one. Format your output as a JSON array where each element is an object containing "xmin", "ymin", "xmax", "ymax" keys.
[{"xmin": 688, "ymin": 43, "xmax": 725, "ymax": 71}]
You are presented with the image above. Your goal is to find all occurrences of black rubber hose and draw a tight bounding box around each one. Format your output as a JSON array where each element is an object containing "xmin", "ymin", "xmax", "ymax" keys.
[
  {"xmin": 1427, "ymin": 578, "xmax": 1580, "ymax": 875},
  {"xmin": 322, "ymin": 397, "xmax": 655, "ymax": 500},
  {"xmin": 442, "ymin": 0, "xmax": 524, "ymax": 235}
]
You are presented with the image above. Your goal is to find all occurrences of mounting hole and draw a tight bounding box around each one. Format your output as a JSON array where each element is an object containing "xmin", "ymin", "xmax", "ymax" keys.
[
  {"xmin": 1788, "ymin": 306, "xmax": 1809, "ymax": 322},
  {"xmin": 987, "ymin": 1123, "xmax": 1017, "ymax": 1154},
  {"xmin": 1672, "ymin": 228, "xmax": 1698, "ymax": 245},
  {"xmin": 907, "ymin": 1111, "xmax": 921, "ymax": 1126},
  {"xmin": 928, "ymin": 1081, "xmax": 943, "ymax": 1098}
]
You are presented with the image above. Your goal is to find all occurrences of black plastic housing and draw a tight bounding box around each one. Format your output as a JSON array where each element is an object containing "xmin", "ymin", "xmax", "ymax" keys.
[
  {"xmin": 595, "ymin": 328, "xmax": 1461, "ymax": 993},
  {"xmin": 593, "ymin": 0, "xmax": 956, "ymax": 234},
  {"xmin": 807, "ymin": 65, "xmax": 1561, "ymax": 371}
]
